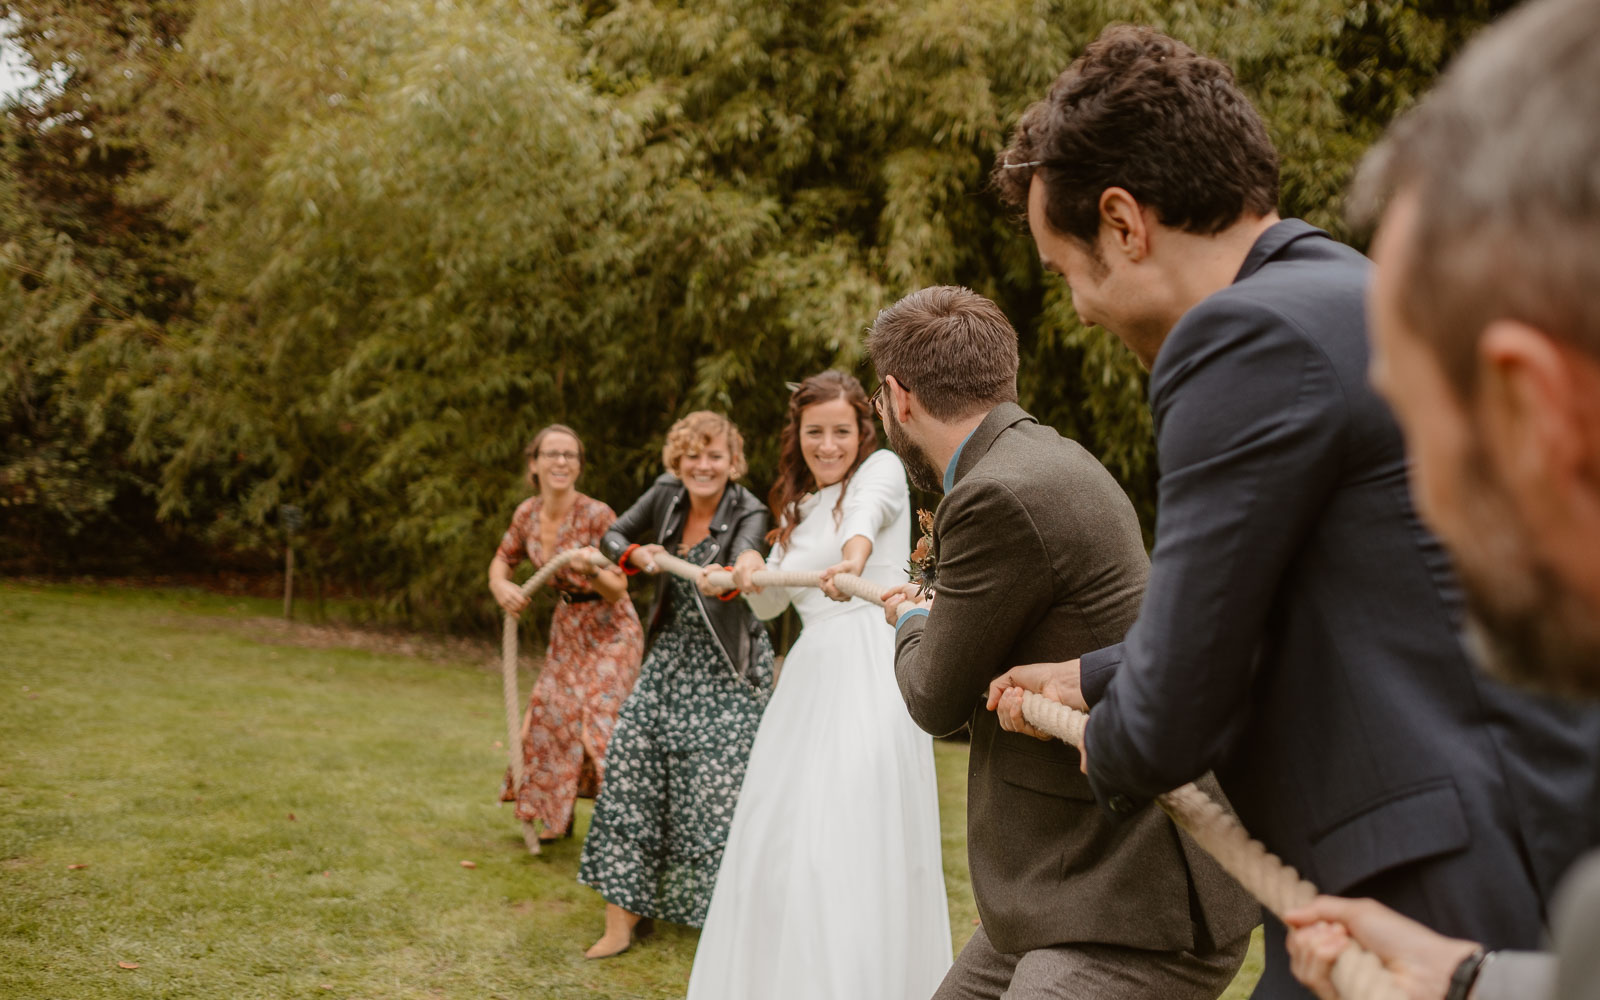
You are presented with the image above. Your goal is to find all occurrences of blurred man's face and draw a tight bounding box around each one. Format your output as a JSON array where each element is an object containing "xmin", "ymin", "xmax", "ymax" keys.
[
  {"xmin": 1368, "ymin": 191, "xmax": 1600, "ymax": 695},
  {"xmin": 1367, "ymin": 196, "xmax": 1482, "ymax": 568}
]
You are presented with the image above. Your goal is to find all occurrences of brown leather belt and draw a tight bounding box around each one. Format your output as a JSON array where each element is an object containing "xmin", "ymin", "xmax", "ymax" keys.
[{"xmin": 556, "ymin": 591, "xmax": 602, "ymax": 604}]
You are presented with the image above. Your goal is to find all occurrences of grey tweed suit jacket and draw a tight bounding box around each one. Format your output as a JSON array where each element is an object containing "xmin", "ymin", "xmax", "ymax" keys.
[
  {"xmin": 892, "ymin": 402, "xmax": 1259, "ymax": 956},
  {"xmin": 1477, "ymin": 849, "xmax": 1600, "ymax": 1000}
]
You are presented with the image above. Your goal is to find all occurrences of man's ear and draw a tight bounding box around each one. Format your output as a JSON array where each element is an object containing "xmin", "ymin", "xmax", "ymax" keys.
[
  {"xmin": 892, "ymin": 376, "xmax": 917, "ymax": 424},
  {"xmin": 1098, "ymin": 187, "xmax": 1149, "ymax": 262},
  {"xmin": 1478, "ymin": 320, "xmax": 1592, "ymax": 509}
]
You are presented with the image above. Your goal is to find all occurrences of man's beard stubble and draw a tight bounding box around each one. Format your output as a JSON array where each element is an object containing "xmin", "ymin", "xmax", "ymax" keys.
[
  {"xmin": 1452, "ymin": 448, "xmax": 1600, "ymax": 700},
  {"xmin": 882, "ymin": 406, "xmax": 944, "ymax": 494}
]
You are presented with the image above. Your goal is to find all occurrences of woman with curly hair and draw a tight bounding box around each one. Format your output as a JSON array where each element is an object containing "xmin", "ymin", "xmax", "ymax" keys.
[{"xmin": 577, "ymin": 411, "xmax": 776, "ymax": 959}]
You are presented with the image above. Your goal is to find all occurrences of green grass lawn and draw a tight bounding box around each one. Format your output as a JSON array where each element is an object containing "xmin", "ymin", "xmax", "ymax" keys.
[{"xmin": 0, "ymin": 581, "xmax": 1259, "ymax": 998}]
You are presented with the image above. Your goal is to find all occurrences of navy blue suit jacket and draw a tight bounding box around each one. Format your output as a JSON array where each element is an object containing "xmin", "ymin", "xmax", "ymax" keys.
[{"xmin": 1079, "ymin": 221, "xmax": 1600, "ymax": 993}]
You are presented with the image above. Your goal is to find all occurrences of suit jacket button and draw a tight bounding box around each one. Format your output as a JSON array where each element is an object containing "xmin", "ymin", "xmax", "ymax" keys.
[{"xmin": 1107, "ymin": 794, "xmax": 1134, "ymax": 815}]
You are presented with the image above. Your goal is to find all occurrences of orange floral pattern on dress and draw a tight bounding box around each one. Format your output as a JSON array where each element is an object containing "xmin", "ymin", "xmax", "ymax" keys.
[{"xmin": 497, "ymin": 493, "xmax": 645, "ymax": 835}]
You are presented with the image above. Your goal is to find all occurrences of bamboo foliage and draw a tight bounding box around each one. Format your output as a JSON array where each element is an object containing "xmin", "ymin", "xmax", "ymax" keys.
[{"xmin": 1, "ymin": 0, "xmax": 1514, "ymax": 626}]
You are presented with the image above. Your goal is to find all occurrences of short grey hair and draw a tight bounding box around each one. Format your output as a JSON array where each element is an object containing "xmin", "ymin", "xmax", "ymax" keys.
[{"xmin": 1349, "ymin": 0, "xmax": 1600, "ymax": 395}]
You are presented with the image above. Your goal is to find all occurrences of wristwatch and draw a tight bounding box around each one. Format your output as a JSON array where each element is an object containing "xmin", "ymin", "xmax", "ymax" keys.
[{"xmin": 1446, "ymin": 948, "xmax": 1490, "ymax": 1000}]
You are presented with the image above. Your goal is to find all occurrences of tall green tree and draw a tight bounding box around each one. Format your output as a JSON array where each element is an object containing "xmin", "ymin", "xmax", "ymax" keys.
[
  {"xmin": 0, "ymin": 1, "xmax": 196, "ymax": 570},
  {"xmin": 1, "ymin": 0, "xmax": 1519, "ymax": 627},
  {"xmin": 547, "ymin": 0, "xmax": 1515, "ymax": 524},
  {"xmin": 118, "ymin": 0, "xmax": 632, "ymax": 622}
]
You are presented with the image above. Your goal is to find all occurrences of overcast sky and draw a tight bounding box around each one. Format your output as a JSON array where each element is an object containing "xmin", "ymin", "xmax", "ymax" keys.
[{"xmin": 1, "ymin": 17, "xmax": 42, "ymax": 105}]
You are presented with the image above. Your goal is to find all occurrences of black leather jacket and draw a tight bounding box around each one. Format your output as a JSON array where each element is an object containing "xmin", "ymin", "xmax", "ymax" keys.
[{"xmin": 600, "ymin": 473, "xmax": 771, "ymax": 681}]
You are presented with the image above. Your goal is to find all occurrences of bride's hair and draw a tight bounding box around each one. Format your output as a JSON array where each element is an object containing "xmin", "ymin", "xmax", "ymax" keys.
[{"xmin": 767, "ymin": 370, "xmax": 878, "ymax": 548}]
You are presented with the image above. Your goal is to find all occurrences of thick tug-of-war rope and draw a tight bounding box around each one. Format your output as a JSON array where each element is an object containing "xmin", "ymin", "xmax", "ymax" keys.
[
  {"xmin": 498, "ymin": 548, "xmax": 878, "ymax": 854},
  {"xmin": 1021, "ymin": 695, "xmax": 1404, "ymax": 1000},
  {"xmin": 501, "ymin": 547, "xmax": 1401, "ymax": 999},
  {"xmin": 648, "ymin": 550, "xmax": 885, "ymax": 605},
  {"xmin": 499, "ymin": 547, "xmax": 601, "ymax": 855}
]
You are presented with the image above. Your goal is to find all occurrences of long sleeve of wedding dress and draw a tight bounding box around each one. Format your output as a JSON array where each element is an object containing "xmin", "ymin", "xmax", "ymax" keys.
[
  {"xmin": 836, "ymin": 450, "xmax": 910, "ymax": 553},
  {"xmin": 743, "ymin": 563, "xmax": 793, "ymax": 621}
]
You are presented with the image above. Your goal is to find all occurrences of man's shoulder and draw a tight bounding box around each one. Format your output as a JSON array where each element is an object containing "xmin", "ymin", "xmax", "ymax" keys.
[
  {"xmin": 1241, "ymin": 239, "xmax": 1366, "ymax": 304},
  {"xmin": 1154, "ymin": 243, "xmax": 1372, "ymax": 410},
  {"xmin": 1556, "ymin": 850, "xmax": 1600, "ymax": 939},
  {"xmin": 953, "ymin": 422, "xmax": 1129, "ymax": 527},
  {"xmin": 1177, "ymin": 235, "xmax": 1368, "ymax": 345},
  {"xmin": 991, "ymin": 418, "xmax": 1116, "ymax": 473},
  {"xmin": 963, "ymin": 419, "xmax": 1077, "ymax": 484}
]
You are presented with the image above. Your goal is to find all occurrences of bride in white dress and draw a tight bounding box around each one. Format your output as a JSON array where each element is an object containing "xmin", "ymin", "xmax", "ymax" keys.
[{"xmin": 686, "ymin": 370, "xmax": 951, "ymax": 1000}]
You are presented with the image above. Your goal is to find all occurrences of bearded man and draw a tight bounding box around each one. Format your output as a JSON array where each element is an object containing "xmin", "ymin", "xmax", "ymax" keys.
[
  {"xmin": 869, "ymin": 285, "xmax": 1257, "ymax": 1000},
  {"xmin": 1281, "ymin": 1, "xmax": 1600, "ymax": 998}
]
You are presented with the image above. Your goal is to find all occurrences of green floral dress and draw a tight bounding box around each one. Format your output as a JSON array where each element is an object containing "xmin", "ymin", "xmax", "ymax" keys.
[{"xmin": 577, "ymin": 536, "xmax": 775, "ymax": 926}]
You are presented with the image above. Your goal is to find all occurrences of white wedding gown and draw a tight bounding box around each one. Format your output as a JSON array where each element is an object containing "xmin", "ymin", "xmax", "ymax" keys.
[{"xmin": 685, "ymin": 449, "xmax": 952, "ymax": 1000}]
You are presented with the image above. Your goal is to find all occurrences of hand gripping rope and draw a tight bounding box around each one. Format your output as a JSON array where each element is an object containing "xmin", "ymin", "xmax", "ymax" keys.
[{"xmin": 498, "ymin": 547, "xmax": 600, "ymax": 855}]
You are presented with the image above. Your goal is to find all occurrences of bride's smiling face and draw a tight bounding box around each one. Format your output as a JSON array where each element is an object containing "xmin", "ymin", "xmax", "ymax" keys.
[{"xmin": 799, "ymin": 396, "xmax": 861, "ymax": 489}]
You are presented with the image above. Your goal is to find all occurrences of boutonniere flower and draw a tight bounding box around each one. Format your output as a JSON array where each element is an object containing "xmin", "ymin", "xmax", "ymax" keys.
[{"xmin": 907, "ymin": 507, "xmax": 938, "ymax": 597}]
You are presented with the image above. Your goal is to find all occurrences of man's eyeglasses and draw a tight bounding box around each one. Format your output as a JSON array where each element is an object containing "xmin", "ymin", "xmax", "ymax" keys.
[
  {"xmin": 869, "ymin": 379, "xmax": 889, "ymax": 415},
  {"xmin": 538, "ymin": 450, "xmax": 581, "ymax": 463}
]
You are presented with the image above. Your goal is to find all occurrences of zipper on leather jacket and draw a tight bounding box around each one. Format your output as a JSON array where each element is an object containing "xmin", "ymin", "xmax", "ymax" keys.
[
  {"xmin": 684, "ymin": 538, "xmax": 758, "ymax": 688},
  {"xmin": 669, "ymin": 492, "xmax": 760, "ymax": 690}
]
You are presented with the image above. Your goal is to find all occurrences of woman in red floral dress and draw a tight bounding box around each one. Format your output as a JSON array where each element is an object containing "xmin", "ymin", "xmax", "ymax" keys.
[{"xmin": 489, "ymin": 424, "xmax": 645, "ymax": 845}]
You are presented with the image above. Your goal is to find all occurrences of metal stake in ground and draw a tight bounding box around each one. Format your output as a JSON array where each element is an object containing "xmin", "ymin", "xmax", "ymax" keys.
[{"xmin": 280, "ymin": 505, "xmax": 303, "ymax": 620}]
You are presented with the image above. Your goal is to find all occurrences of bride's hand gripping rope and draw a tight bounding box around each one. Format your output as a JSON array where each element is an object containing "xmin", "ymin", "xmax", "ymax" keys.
[{"xmin": 731, "ymin": 550, "xmax": 768, "ymax": 594}]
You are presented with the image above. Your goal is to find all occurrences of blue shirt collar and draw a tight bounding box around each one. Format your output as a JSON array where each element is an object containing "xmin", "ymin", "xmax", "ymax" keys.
[{"xmin": 942, "ymin": 427, "xmax": 977, "ymax": 494}]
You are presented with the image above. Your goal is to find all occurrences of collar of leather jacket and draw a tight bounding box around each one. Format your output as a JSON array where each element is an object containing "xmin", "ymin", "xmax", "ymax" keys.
[{"xmin": 650, "ymin": 472, "xmax": 762, "ymax": 548}]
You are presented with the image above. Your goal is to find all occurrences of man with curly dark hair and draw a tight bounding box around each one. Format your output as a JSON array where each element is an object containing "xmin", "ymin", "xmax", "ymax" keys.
[{"xmin": 986, "ymin": 24, "xmax": 1600, "ymax": 1000}]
